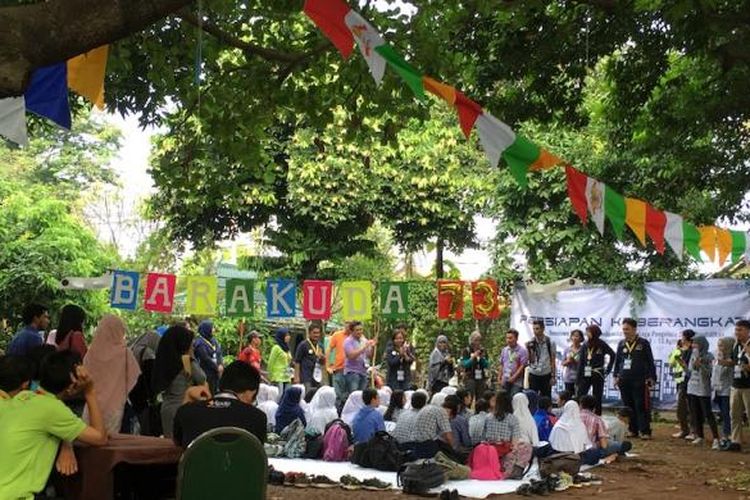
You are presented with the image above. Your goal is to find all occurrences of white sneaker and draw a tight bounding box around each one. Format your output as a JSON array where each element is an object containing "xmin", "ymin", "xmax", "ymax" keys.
[
  {"xmin": 672, "ymin": 431, "xmax": 687, "ymax": 438},
  {"xmin": 684, "ymin": 434, "xmax": 696, "ymax": 440},
  {"xmin": 711, "ymin": 439, "xmax": 720, "ymax": 450},
  {"xmin": 691, "ymin": 437, "xmax": 703, "ymax": 445}
]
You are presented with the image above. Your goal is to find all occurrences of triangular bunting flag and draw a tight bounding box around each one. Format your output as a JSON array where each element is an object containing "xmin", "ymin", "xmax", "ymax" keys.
[
  {"xmin": 0, "ymin": 97, "xmax": 28, "ymax": 146},
  {"xmin": 664, "ymin": 212, "xmax": 684, "ymax": 261},
  {"xmin": 565, "ymin": 165, "xmax": 588, "ymax": 224},
  {"xmin": 67, "ymin": 45, "xmax": 108, "ymax": 109},
  {"xmin": 585, "ymin": 177, "xmax": 606, "ymax": 235},
  {"xmin": 730, "ymin": 230, "xmax": 749, "ymax": 263},
  {"xmin": 698, "ymin": 226, "xmax": 717, "ymax": 263},
  {"xmin": 475, "ymin": 112, "xmax": 516, "ymax": 168},
  {"xmin": 304, "ymin": 0, "xmax": 355, "ymax": 58},
  {"xmin": 625, "ymin": 198, "xmax": 647, "ymax": 246},
  {"xmin": 502, "ymin": 135, "xmax": 542, "ymax": 188},
  {"xmin": 683, "ymin": 222, "xmax": 702, "ymax": 261},
  {"xmin": 454, "ymin": 91, "xmax": 482, "ymax": 139},
  {"xmin": 344, "ymin": 11, "xmax": 386, "ymax": 85},
  {"xmin": 374, "ymin": 45, "xmax": 425, "ymax": 100},
  {"xmin": 25, "ymin": 63, "xmax": 71, "ymax": 129},
  {"xmin": 645, "ymin": 204, "xmax": 666, "ymax": 254},
  {"xmin": 423, "ymin": 76, "xmax": 456, "ymax": 105},
  {"xmin": 529, "ymin": 148, "xmax": 562, "ymax": 172},
  {"xmin": 604, "ymin": 186, "xmax": 626, "ymax": 240},
  {"xmin": 716, "ymin": 227, "xmax": 732, "ymax": 267}
]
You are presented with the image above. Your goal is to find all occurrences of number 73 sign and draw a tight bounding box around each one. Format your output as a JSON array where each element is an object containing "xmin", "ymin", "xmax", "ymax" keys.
[{"xmin": 437, "ymin": 279, "xmax": 501, "ymax": 320}]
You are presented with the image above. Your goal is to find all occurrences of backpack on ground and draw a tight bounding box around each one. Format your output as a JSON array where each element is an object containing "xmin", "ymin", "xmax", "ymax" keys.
[
  {"xmin": 397, "ymin": 461, "xmax": 445, "ymax": 494},
  {"xmin": 304, "ymin": 430, "xmax": 324, "ymax": 459},
  {"xmin": 322, "ymin": 419, "xmax": 352, "ymax": 462},
  {"xmin": 280, "ymin": 418, "xmax": 306, "ymax": 458},
  {"xmin": 538, "ymin": 452, "xmax": 581, "ymax": 478},
  {"xmin": 352, "ymin": 431, "xmax": 407, "ymax": 472},
  {"xmin": 467, "ymin": 443, "xmax": 503, "ymax": 481}
]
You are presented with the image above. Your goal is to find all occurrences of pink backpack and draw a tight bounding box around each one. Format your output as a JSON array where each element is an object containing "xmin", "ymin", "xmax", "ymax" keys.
[
  {"xmin": 468, "ymin": 443, "xmax": 504, "ymax": 481},
  {"xmin": 322, "ymin": 420, "xmax": 351, "ymax": 462}
]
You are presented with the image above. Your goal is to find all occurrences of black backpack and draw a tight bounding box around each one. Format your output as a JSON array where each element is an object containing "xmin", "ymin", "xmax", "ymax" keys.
[
  {"xmin": 352, "ymin": 432, "xmax": 407, "ymax": 472},
  {"xmin": 397, "ymin": 461, "xmax": 445, "ymax": 494}
]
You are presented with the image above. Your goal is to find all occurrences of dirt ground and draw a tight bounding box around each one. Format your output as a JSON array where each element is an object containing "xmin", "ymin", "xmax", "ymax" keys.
[{"xmin": 267, "ymin": 422, "xmax": 750, "ymax": 500}]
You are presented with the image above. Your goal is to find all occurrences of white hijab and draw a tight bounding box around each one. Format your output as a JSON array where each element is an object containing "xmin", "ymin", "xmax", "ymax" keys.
[
  {"xmin": 403, "ymin": 390, "xmax": 414, "ymax": 410},
  {"xmin": 549, "ymin": 401, "xmax": 592, "ymax": 453},
  {"xmin": 431, "ymin": 392, "xmax": 446, "ymax": 407},
  {"xmin": 377, "ymin": 388, "xmax": 392, "ymax": 415},
  {"xmin": 441, "ymin": 386, "xmax": 457, "ymax": 396},
  {"xmin": 512, "ymin": 392, "xmax": 540, "ymax": 446},
  {"xmin": 267, "ymin": 385, "xmax": 280, "ymax": 403},
  {"xmin": 308, "ymin": 386, "xmax": 339, "ymax": 435},
  {"xmin": 257, "ymin": 384, "xmax": 279, "ymax": 429},
  {"xmin": 341, "ymin": 391, "xmax": 364, "ymax": 426}
]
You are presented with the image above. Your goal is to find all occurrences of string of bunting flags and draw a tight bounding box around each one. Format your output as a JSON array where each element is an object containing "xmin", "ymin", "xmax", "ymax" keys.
[
  {"xmin": 302, "ymin": 0, "xmax": 750, "ymax": 266},
  {"xmin": 107, "ymin": 269, "xmax": 502, "ymax": 321}
]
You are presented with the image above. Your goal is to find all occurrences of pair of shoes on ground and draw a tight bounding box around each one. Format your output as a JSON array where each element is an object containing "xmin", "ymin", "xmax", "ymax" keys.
[
  {"xmin": 627, "ymin": 432, "xmax": 652, "ymax": 440},
  {"xmin": 340, "ymin": 474, "xmax": 391, "ymax": 490},
  {"xmin": 438, "ymin": 488, "xmax": 459, "ymax": 499},
  {"xmin": 516, "ymin": 475, "xmax": 560, "ymax": 496},
  {"xmin": 719, "ymin": 440, "xmax": 742, "ymax": 452}
]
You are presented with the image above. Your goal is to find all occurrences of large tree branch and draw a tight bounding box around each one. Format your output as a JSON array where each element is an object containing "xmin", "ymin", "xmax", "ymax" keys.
[{"xmin": 0, "ymin": 0, "xmax": 195, "ymax": 97}]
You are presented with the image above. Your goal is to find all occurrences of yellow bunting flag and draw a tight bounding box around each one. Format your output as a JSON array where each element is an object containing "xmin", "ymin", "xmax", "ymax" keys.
[
  {"xmin": 529, "ymin": 148, "xmax": 563, "ymax": 172},
  {"xmin": 423, "ymin": 76, "xmax": 456, "ymax": 105},
  {"xmin": 340, "ymin": 281, "xmax": 372, "ymax": 320},
  {"xmin": 698, "ymin": 226, "xmax": 717, "ymax": 262},
  {"xmin": 716, "ymin": 227, "xmax": 732, "ymax": 267},
  {"xmin": 67, "ymin": 45, "xmax": 109, "ymax": 109},
  {"xmin": 624, "ymin": 198, "xmax": 647, "ymax": 247},
  {"xmin": 184, "ymin": 276, "xmax": 218, "ymax": 315}
]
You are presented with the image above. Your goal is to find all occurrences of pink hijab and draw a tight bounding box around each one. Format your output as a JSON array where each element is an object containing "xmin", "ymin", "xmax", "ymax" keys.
[{"xmin": 83, "ymin": 315, "xmax": 141, "ymax": 434}]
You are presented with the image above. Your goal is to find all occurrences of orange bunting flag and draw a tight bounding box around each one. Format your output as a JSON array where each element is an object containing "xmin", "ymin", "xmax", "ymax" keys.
[
  {"xmin": 625, "ymin": 198, "xmax": 647, "ymax": 247},
  {"xmin": 423, "ymin": 76, "xmax": 456, "ymax": 105},
  {"xmin": 471, "ymin": 279, "xmax": 500, "ymax": 319},
  {"xmin": 716, "ymin": 228, "xmax": 732, "ymax": 267},
  {"xmin": 529, "ymin": 149, "xmax": 563, "ymax": 172},
  {"xmin": 437, "ymin": 280, "xmax": 464, "ymax": 320},
  {"xmin": 67, "ymin": 45, "xmax": 109, "ymax": 109},
  {"xmin": 699, "ymin": 226, "xmax": 717, "ymax": 262}
]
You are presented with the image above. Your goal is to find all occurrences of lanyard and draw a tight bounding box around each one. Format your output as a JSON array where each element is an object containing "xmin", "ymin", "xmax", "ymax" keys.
[
  {"xmin": 625, "ymin": 338, "xmax": 638, "ymax": 355},
  {"xmin": 737, "ymin": 339, "xmax": 750, "ymax": 364},
  {"xmin": 307, "ymin": 339, "xmax": 321, "ymax": 357},
  {"xmin": 587, "ymin": 347, "xmax": 595, "ymax": 361}
]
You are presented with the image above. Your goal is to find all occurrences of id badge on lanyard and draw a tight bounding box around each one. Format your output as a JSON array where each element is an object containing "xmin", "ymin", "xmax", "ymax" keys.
[
  {"xmin": 397, "ymin": 370, "xmax": 405, "ymax": 382},
  {"xmin": 474, "ymin": 369, "xmax": 483, "ymax": 380},
  {"xmin": 623, "ymin": 357, "xmax": 632, "ymax": 371},
  {"xmin": 313, "ymin": 363, "xmax": 323, "ymax": 383},
  {"xmin": 736, "ymin": 364, "xmax": 743, "ymax": 379},
  {"xmin": 584, "ymin": 365, "xmax": 593, "ymax": 378}
]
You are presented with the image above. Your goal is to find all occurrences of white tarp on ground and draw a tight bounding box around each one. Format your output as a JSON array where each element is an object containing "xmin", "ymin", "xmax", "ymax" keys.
[{"xmin": 511, "ymin": 279, "xmax": 750, "ymax": 408}]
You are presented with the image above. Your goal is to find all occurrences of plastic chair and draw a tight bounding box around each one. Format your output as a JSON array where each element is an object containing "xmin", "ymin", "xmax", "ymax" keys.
[{"xmin": 177, "ymin": 427, "xmax": 267, "ymax": 500}]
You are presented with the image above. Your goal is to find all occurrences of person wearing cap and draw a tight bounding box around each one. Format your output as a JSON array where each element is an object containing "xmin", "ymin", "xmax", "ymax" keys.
[{"xmin": 239, "ymin": 330, "xmax": 264, "ymax": 374}]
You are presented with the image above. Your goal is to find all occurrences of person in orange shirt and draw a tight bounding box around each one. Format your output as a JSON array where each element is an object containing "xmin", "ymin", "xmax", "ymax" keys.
[{"xmin": 326, "ymin": 322, "xmax": 352, "ymax": 408}]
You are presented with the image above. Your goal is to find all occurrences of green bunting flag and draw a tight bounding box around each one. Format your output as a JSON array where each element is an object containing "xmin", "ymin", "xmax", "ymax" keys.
[
  {"xmin": 225, "ymin": 279, "xmax": 255, "ymax": 317},
  {"xmin": 374, "ymin": 45, "xmax": 426, "ymax": 100},
  {"xmin": 604, "ymin": 186, "xmax": 626, "ymax": 240},
  {"xmin": 502, "ymin": 135, "xmax": 538, "ymax": 188},
  {"xmin": 380, "ymin": 281, "xmax": 409, "ymax": 319},
  {"xmin": 731, "ymin": 230, "xmax": 749, "ymax": 263},
  {"xmin": 682, "ymin": 222, "xmax": 702, "ymax": 261}
]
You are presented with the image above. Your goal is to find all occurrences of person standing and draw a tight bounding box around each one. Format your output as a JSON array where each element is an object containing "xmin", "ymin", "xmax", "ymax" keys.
[
  {"xmin": 461, "ymin": 331, "xmax": 490, "ymax": 401},
  {"xmin": 613, "ymin": 318, "xmax": 656, "ymax": 440},
  {"xmin": 577, "ymin": 325, "xmax": 616, "ymax": 415},
  {"xmin": 722, "ymin": 319, "xmax": 750, "ymax": 452},
  {"xmin": 562, "ymin": 330, "xmax": 583, "ymax": 394},
  {"xmin": 268, "ymin": 328, "xmax": 293, "ymax": 395},
  {"xmin": 343, "ymin": 322, "xmax": 376, "ymax": 396},
  {"xmin": 239, "ymin": 330, "xmax": 263, "ymax": 374},
  {"xmin": 713, "ymin": 337, "xmax": 734, "ymax": 448},
  {"xmin": 385, "ymin": 325, "xmax": 415, "ymax": 391},
  {"xmin": 325, "ymin": 322, "xmax": 351, "ymax": 408},
  {"xmin": 686, "ymin": 336, "xmax": 721, "ymax": 448},
  {"xmin": 7, "ymin": 304, "xmax": 49, "ymax": 357},
  {"xmin": 294, "ymin": 323, "xmax": 325, "ymax": 392},
  {"xmin": 498, "ymin": 329, "xmax": 528, "ymax": 397},
  {"xmin": 49, "ymin": 304, "xmax": 88, "ymax": 360},
  {"xmin": 428, "ymin": 335, "xmax": 455, "ymax": 394},
  {"xmin": 669, "ymin": 330, "xmax": 695, "ymax": 439},
  {"xmin": 193, "ymin": 320, "xmax": 223, "ymax": 394},
  {"xmin": 526, "ymin": 320, "xmax": 557, "ymax": 398}
]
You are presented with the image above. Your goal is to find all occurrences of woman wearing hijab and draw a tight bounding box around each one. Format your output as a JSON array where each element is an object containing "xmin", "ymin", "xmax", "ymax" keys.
[
  {"xmin": 341, "ymin": 390, "xmax": 364, "ymax": 426},
  {"xmin": 524, "ymin": 389, "xmax": 539, "ymax": 414},
  {"xmin": 687, "ymin": 336, "xmax": 721, "ymax": 448},
  {"xmin": 430, "ymin": 392, "xmax": 447, "ymax": 407},
  {"xmin": 428, "ymin": 335, "xmax": 454, "ymax": 394},
  {"xmin": 308, "ymin": 386, "xmax": 339, "ymax": 435},
  {"xmin": 275, "ymin": 386, "xmax": 306, "ymax": 433},
  {"xmin": 82, "ymin": 315, "xmax": 141, "ymax": 434},
  {"xmin": 257, "ymin": 384, "xmax": 279, "ymax": 432},
  {"xmin": 377, "ymin": 387, "xmax": 392, "ymax": 415},
  {"xmin": 268, "ymin": 328, "xmax": 293, "ymax": 394},
  {"xmin": 403, "ymin": 390, "xmax": 414, "ymax": 410},
  {"xmin": 549, "ymin": 400, "xmax": 592, "ymax": 454},
  {"xmin": 193, "ymin": 320, "xmax": 223, "ymax": 394},
  {"xmin": 152, "ymin": 325, "xmax": 207, "ymax": 438},
  {"xmin": 512, "ymin": 392, "xmax": 540, "ymax": 446},
  {"xmin": 50, "ymin": 304, "xmax": 88, "ymax": 360}
]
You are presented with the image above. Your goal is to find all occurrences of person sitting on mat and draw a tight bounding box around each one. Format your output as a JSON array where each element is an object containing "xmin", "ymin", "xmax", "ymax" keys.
[
  {"xmin": 275, "ymin": 385, "xmax": 306, "ymax": 434},
  {"xmin": 405, "ymin": 389, "xmax": 454, "ymax": 459},
  {"xmin": 393, "ymin": 390, "xmax": 427, "ymax": 446},
  {"xmin": 352, "ymin": 388, "xmax": 385, "ymax": 444}
]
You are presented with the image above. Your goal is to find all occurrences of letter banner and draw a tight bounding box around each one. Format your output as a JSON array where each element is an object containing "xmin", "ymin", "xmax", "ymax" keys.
[
  {"xmin": 110, "ymin": 270, "xmax": 140, "ymax": 311},
  {"xmin": 226, "ymin": 279, "xmax": 255, "ymax": 317},
  {"xmin": 143, "ymin": 273, "xmax": 176, "ymax": 313},
  {"xmin": 266, "ymin": 279, "xmax": 296, "ymax": 318},
  {"xmin": 184, "ymin": 276, "xmax": 218, "ymax": 315},
  {"xmin": 341, "ymin": 281, "xmax": 372, "ymax": 320},
  {"xmin": 380, "ymin": 281, "xmax": 409, "ymax": 319},
  {"xmin": 437, "ymin": 280, "xmax": 464, "ymax": 320},
  {"xmin": 303, "ymin": 280, "xmax": 334, "ymax": 320},
  {"xmin": 472, "ymin": 279, "xmax": 500, "ymax": 320}
]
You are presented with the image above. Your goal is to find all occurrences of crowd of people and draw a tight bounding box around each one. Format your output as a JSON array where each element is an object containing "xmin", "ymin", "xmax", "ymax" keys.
[{"xmin": 1, "ymin": 301, "xmax": 749, "ymax": 499}]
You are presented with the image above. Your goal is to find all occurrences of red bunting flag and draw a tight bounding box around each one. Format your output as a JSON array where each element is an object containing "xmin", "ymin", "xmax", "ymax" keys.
[
  {"xmin": 303, "ymin": 0, "xmax": 355, "ymax": 58},
  {"xmin": 645, "ymin": 204, "xmax": 667, "ymax": 254},
  {"xmin": 437, "ymin": 280, "xmax": 464, "ymax": 320},
  {"xmin": 143, "ymin": 273, "xmax": 176, "ymax": 313},
  {"xmin": 302, "ymin": 280, "xmax": 334, "ymax": 320},
  {"xmin": 471, "ymin": 279, "xmax": 500, "ymax": 319},
  {"xmin": 454, "ymin": 91, "xmax": 482, "ymax": 139},
  {"xmin": 565, "ymin": 165, "xmax": 588, "ymax": 224}
]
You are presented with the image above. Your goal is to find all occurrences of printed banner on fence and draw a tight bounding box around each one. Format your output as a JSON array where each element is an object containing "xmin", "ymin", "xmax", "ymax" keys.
[
  {"xmin": 225, "ymin": 279, "xmax": 255, "ymax": 317},
  {"xmin": 437, "ymin": 280, "xmax": 464, "ymax": 320},
  {"xmin": 341, "ymin": 281, "xmax": 372, "ymax": 320},
  {"xmin": 110, "ymin": 270, "xmax": 140, "ymax": 311},
  {"xmin": 510, "ymin": 279, "xmax": 750, "ymax": 409},
  {"xmin": 380, "ymin": 281, "xmax": 409, "ymax": 319},
  {"xmin": 302, "ymin": 280, "xmax": 334, "ymax": 320},
  {"xmin": 266, "ymin": 279, "xmax": 296, "ymax": 318},
  {"xmin": 184, "ymin": 276, "xmax": 218, "ymax": 315},
  {"xmin": 472, "ymin": 279, "xmax": 500, "ymax": 319},
  {"xmin": 143, "ymin": 273, "xmax": 176, "ymax": 313}
]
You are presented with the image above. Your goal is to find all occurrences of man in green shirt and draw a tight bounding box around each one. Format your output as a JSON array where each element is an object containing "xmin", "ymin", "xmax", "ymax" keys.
[{"xmin": 0, "ymin": 351, "xmax": 109, "ymax": 499}]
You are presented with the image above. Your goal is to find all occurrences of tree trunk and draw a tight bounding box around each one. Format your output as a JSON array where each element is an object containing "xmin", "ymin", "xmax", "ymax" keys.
[
  {"xmin": 436, "ymin": 237, "xmax": 444, "ymax": 279},
  {"xmin": 0, "ymin": 0, "xmax": 195, "ymax": 97}
]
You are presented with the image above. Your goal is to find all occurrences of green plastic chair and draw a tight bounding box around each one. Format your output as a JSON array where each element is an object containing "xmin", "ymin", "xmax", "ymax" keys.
[{"xmin": 177, "ymin": 427, "xmax": 268, "ymax": 500}]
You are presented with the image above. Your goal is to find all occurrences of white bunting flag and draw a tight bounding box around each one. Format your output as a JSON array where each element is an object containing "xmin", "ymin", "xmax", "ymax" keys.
[
  {"xmin": 664, "ymin": 211, "xmax": 684, "ymax": 261},
  {"xmin": 0, "ymin": 97, "xmax": 28, "ymax": 146},
  {"xmin": 585, "ymin": 177, "xmax": 606, "ymax": 235},
  {"xmin": 344, "ymin": 10, "xmax": 386, "ymax": 86},
  {"xmin": 475, "ymin": 112, "xmax": 516, "ymax": 168}
]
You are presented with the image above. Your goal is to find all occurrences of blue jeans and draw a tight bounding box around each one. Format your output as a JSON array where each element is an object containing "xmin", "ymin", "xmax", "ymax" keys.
[
  {"xmin": 580, "ymin": 441, "xmax": 627, "ymax": 465},
  {"xmin": 345, "ymin": 372, "xmax": 368, "ymax": 395},
  {"xmin": 332, "ymin": 372, "xmax": 348, "ymax": 407},
  {"xmin": 715, "ymin": 393, "xmax": 731, "ymax": 439}
]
